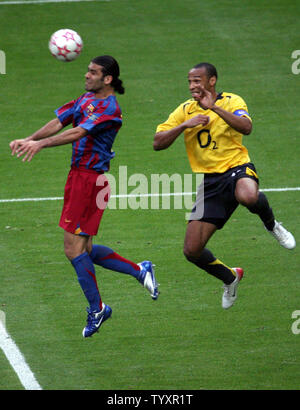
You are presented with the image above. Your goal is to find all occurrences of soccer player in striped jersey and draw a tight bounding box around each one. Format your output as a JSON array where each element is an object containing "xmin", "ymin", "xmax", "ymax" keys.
[
  {"xmin": 9, "ymin": 55, "xmax": 159, "ymax": 337},
  {"xmin": 154, "ymin": 62, "xmax": 295, "ymax": 309}
]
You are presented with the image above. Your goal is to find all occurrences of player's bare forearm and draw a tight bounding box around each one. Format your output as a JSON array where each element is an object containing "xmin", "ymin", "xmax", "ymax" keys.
[
  {"xmin": 28, "ymin": 118, "xmax": 64, "ymax": 141},
  {"xmin": 153, "ymin": 127, "xmax": 185, "ymax": 150},
  {"xmin": 195, "ymin": 85, "xmax": 252, "ymax": 135},
  {"xmin": 15, "ymin": 126, "xmax": 87, "ymax": 162},
  {"xmin": 211, "ymin": 105, "xmax": 252, "ymax": 135},
  {"xmin": 9, "ymin": 118, "xmax": 63, "ymax": 156},
  {"xmin": 153, "ymin": 115, "xmax": 209, "ymax": 150},
  {"xmin": 41, "ymin": 126, "xmax": 87, "ymax": 148}
]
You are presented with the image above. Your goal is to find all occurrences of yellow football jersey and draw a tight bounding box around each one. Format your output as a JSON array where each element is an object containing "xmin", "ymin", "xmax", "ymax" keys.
[{"xmin": 156, "ymin": 92, "xmax": 251, "ymax": 173}]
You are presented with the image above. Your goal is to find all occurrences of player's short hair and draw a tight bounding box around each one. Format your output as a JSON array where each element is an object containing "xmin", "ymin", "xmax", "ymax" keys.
[
  {"xmin": 193, "ymin": 62, "xmax": 218, "ymax": 80},
  {"xmin": 92, "ymin": 55, "xmax": 125, "ymax": 94}
]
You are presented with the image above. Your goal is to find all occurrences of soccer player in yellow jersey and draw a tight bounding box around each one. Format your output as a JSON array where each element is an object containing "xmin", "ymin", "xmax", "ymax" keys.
[{"xmin": 154, "ymin": 62, "xmax": 296, "ymax": 309}]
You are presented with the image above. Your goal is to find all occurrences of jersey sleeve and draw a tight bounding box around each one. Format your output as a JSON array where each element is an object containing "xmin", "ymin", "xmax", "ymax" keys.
[
  {"xmin": 79, "ymin": 98, "xmax": 122, "ymax": 132},
  {"xmin": 55, "ymin": 100, "xmax": 76, "ymax": 127},
  {"xmin": 230, "ymin": 95, "xmax": 252, "ymax": 121},
  {"xmin": 156, "ymin": 103, "xmax": 186, "ymax": 132}
]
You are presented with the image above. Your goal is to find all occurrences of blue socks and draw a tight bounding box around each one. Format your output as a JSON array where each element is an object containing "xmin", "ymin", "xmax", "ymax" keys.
[
  {"xmin": 71, "ymin": 246, "xmax": 142, "ymax": 312},
  {"xmin": 89, "ymin": 245, "xmax": 142, "ymax": 280},
  {"xmin": 71, "ymin": 252, "xmax": 102, "ymax": 312}
]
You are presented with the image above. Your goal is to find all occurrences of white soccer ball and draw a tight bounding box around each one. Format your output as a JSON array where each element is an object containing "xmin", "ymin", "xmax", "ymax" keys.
[{"xmin": 49, "ymin": 29, "xmax": 83, "ymax": 62}]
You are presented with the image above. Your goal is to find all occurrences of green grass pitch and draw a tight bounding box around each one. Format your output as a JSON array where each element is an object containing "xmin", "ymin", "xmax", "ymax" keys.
[{"xmin": 0, "ymin": 0, "xmax": 299, "ymax": 390}]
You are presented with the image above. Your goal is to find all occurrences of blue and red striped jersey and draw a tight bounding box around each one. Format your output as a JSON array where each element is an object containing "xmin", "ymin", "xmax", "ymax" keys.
[{"xmin": 55, "ymin": 93, "xmax": 122, "ymax": 173}]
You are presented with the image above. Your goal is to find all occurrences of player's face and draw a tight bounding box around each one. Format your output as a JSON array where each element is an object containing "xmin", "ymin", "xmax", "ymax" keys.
[
  {"xmin": 85, "ymin": 63, "xmax": 107, "ymax": 92},
  {"xmin": 188, "ymin": 67, "xmax": 215, "ymax": 100}
]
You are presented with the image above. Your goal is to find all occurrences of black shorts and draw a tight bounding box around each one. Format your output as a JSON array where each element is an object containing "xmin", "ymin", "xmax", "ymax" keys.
[{"xmin": 189, "ymin": 163, "xmax": 259, "ymax": 229}]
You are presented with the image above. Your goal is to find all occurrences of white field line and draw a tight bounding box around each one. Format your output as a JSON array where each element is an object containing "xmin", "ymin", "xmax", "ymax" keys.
[
  {"xmin": 0, "ymin": 187, "xmax": 299, "ymax": 204},
  {"xmin": 0, "ymin": 320, "xmax": 42, "ymax": 390},
  {"xmin": 0, "ymin": 0, "xmax": 107, "ymax": 5}
]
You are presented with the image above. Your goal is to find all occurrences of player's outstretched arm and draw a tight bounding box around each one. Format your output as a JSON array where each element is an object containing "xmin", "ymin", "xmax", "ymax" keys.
[
  {"xmin": 14, "ymin": 126, "xmax": 87, "ymax": 162},
  {"xmin": 10, "ymin": 118, "xmax": 63, "ymax": 156}
]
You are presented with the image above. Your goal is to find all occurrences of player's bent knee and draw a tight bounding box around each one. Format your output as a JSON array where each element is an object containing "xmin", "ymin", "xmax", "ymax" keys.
[
  {"xmin": 236, "ymin": 187, "xmax": 259, "ymax": 206},
  {"xmin": 183, "ymin": 245, "xmax": 203, "ymax": 262},
  {"xmin": 63, "ymin": 231, "xmax": 89, "ymax": 261},
  {"xmin": 64, "ymin": 244, "xmax": 76, "ymax": 261},
  {"xmin": 235, "ymin": 178, "xmax": 259, "ymax": 207}
]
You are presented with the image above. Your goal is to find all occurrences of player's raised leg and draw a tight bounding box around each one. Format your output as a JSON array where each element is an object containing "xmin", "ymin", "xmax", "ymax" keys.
[{"xmin": 89, "ymin": 243, "xmax": 159, "ymax": 300}]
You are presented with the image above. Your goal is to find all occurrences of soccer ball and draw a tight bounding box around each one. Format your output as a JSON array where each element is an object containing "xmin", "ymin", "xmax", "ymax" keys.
[{"xmin": 49, "ymin": 29, "xmax": 83, "ymax": 62}]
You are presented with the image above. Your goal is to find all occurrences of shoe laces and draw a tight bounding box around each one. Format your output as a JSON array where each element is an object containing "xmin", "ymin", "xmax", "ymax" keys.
[
  {"xmin": 273, "ymin": 222, "xmax": 289, "ymax": 240},
  {"xmin": 223, "ymin": 280, "xmax": 236, "ymax": 297},
  {"xmin": 85, "ymin": 308, "xmax": 100, "ymax": 326},
  {"xmin": 223, "ymin": 283, "xmax": 230, "ymax": 294}
]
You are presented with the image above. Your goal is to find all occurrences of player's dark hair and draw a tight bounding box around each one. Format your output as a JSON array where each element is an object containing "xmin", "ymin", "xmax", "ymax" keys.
[
  {"xmin": 92, "ymin": 55, "xmax": 125, "ymax": 94},
  {"xmin": 193, "ymin": 62, "xmax": 218, "ymax": 80}
]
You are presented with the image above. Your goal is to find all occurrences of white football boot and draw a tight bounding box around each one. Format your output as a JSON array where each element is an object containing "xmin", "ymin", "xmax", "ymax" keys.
[
  {"xmin": 268, "ymin": 220, "xmax": 296, "ymax": 250},
  {"xmin": 222, "ymin": 268, "xmax": 244, "ymax": 309}
]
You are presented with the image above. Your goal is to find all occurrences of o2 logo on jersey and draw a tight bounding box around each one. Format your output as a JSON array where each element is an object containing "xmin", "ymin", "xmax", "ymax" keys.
[
  {"xmin": 291, "ymin": 310, "xmax": 300, "ymax": 334},
  {"xmin": 291, "ymin": 50, "xmax": 300, "ymax": 74},
  {"xmin": 197, "ymin": 129, "xmax": 218, "ymax": 150},
  {"xmin": 0, "ymin": 50, "xmax": 6, "ymax": 75}
]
